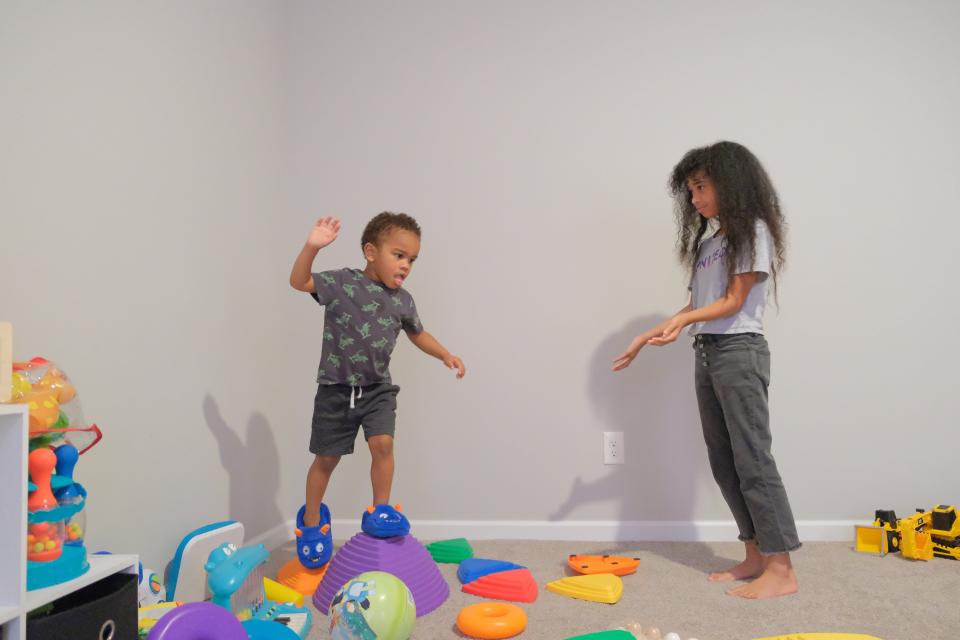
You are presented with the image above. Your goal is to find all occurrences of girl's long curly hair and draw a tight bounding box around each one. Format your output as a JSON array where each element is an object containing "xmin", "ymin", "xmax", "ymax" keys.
[{"xmin": 669, "ymin": 141, "xmax": 787, "ymax": 300}]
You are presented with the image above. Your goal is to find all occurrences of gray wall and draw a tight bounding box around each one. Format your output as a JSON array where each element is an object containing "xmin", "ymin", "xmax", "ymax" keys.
[{"xmin": 2, "ymin": 1, "xmax": 958, "ymax": 570}]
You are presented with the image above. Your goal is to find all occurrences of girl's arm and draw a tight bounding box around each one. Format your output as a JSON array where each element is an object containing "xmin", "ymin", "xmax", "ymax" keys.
[
  {"xmin": 647, "ymin": 272, "xmax": 758, "ymax": 346},
  {"xmin": 612, "ymin": 302, "xmax": 693, "ymax": 371},
  {"xmin": 406, "ymin": 330, "xmax": 466, "ymax": 378}
]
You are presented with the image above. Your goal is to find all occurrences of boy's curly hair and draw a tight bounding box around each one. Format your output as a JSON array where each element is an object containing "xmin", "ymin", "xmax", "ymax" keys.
[
  {"xmin": 361, "ymin": 212, "xmax": 421, "ymax": 249},
  {"xmin": 669, "ymin": 141, "xmax": 787, "ymax": 299}
]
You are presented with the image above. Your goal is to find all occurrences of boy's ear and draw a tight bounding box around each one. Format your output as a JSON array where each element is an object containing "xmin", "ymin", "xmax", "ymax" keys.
[{"xmin": 362, "ymin": 242, "xmax": 376, "ymax": 262}]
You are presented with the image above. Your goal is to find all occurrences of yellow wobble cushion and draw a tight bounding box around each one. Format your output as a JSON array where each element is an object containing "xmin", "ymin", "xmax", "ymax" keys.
[{"xmin": 754, "ymin": 634, "xmax": 883, "ymax": 640}]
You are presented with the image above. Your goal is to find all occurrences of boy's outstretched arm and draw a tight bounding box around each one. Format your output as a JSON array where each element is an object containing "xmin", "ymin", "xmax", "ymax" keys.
[
  {"xmin": 406, "ymin": 330, "xmax": 466, "ymax": 379},
  {"xmin": 290, "ymin": 217, "xmax": 341, "ymax": 292}
]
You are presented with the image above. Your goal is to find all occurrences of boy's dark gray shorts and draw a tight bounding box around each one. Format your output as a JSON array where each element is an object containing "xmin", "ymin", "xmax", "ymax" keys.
[{"xmin": 310, "ymin": 383, "xmax": 400, "ymax": 456}]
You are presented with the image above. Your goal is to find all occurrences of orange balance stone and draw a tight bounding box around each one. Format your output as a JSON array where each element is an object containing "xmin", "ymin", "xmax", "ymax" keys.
[
  {"xmin": 567, "ymin": 554, "xmax": 640, "ymax": 576},
  {"xmin": 277, "ymin": 557, "xmax": 329, "ymax": 596},
  {"xmin": 461, "ymin": 568, "xmax": 538, "ymax": 603}
]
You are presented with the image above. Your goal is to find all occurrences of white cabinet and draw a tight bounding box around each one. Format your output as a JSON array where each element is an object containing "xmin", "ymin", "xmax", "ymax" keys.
[{"xmin": 0, "ymin": 404, "xmax": 138, "ymax": 640}]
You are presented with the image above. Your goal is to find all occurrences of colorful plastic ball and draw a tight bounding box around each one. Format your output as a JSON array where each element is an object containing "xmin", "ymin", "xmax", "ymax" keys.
[{"xmin": 329, "ymin": 571, "xmax": 416, "ymax": 640}]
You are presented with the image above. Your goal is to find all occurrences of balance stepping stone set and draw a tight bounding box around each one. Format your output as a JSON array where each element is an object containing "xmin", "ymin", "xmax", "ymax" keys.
[
  {"xmin": 458, "ymin": 559, "xmax": 538, "ymax": 603},
  {"xmin": 313, "ymin": 532, "xmax": 449, "ymax": 617},
  {"xmin": 425, "ymin": 537, "xmax": 474, "ymax": 564}
]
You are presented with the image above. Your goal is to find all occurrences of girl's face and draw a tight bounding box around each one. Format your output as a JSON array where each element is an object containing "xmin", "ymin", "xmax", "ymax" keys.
[{"xmin": 686, "ymin": 170, "xmax": 719, "ymax": 219}]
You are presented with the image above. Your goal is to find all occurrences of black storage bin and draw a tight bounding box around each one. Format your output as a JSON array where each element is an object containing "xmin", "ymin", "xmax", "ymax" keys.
[{"xmin": 27, "ymin": 572, "xmax": 137, "ymax": 640}]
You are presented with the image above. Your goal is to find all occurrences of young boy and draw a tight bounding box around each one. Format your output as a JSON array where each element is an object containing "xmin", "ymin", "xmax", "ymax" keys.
[{"xmin": 289, "ymin": 212, "xmax": 465, "ymax": 567}]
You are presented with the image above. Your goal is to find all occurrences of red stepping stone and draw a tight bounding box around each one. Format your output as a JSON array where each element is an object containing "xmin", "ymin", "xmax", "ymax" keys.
[{"xmin": 461, "ymin": 568, "xmax": 538, "ymax": 603}]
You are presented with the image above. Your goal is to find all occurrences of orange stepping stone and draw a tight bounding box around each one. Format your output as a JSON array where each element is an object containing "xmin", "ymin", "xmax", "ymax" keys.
[
  {"xmin": 277, "ymin": 557, "xmax": 329, "ymax": 596},
  {"xmin": 567, "ymin": 554, "xmax": 640, "ymax": 576}
]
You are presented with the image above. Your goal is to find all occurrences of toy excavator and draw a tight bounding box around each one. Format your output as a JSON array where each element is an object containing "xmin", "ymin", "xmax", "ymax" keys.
[{"xmin": 855, "ymin": 504, "xmax": 960, "ymax": 560}]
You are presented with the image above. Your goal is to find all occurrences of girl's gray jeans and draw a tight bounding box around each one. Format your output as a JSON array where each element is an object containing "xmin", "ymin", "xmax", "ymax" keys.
[{"xmin": 693, "ymin": 332, "xmax": 801, "ymax": 555}]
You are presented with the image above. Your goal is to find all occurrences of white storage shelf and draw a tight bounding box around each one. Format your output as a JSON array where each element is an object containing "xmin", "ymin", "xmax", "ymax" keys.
[{"xmin": 0, "ymin": 404, "xmax": 138, "ymax": 640}]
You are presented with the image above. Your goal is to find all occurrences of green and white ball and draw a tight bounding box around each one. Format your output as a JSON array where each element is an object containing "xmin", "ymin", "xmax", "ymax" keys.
[{"xmin": 329, "ymin": 571, "xmax": 416, "ymax": 640}]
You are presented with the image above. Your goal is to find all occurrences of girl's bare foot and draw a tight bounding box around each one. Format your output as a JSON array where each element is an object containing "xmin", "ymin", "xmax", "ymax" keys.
[
  {"xmin": 708, "ymin": 541, "xmax": 763, "ymax": 582},
  {"xmin": 726, "ymin": 553, "xmax": 798, "ymax": 599}
]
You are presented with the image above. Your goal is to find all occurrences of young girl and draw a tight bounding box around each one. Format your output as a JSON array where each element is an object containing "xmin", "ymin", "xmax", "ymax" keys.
[{"xmin": 613, "ymin": 141, "xmax": 799, "ymax": 599}]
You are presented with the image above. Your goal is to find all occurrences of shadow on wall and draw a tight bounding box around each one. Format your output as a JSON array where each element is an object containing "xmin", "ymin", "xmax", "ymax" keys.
[
  {"xmin": 549, "ymin": 314, "xmax": 732, "ymax": 572},
  {"xmin": 203, "ymin": 394, "xmax": 284, "ymax": 541}
]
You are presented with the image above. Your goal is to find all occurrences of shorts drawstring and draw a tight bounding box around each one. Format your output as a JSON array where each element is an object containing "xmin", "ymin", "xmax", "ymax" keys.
[{"xmin": 349, "ymin": 385, "xmax": 363, "ymax": 409}]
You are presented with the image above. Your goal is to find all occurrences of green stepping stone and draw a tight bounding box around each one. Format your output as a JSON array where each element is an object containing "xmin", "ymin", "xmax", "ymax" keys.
[
  {"xmin": 565, "ymin": 632, "xmax": 635, "ymax": 640},
  {"xmin": 425, "ymin": 537, "xmax": 474, "ymax": 563}
]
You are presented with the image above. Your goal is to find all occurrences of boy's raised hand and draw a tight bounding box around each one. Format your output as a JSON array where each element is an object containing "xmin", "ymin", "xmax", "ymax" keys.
[{"xmin": 307, "ymin": 216, "xmax": 341, "ymax": 249}]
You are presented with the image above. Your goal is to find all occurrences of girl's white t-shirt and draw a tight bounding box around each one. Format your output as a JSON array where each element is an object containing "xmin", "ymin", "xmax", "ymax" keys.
[{"xmin": 688, "ymin": 219, "xmax": 773, "ymax": 336}]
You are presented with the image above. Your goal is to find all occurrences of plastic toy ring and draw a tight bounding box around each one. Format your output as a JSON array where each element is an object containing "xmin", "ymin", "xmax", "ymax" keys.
[
  {"xmin": 145, "ymin": 601, "xmax": 247, "ymax": 640},
  {"xmin": 456, "ymin": 602, "xmax": 527, "ymax": 639}
]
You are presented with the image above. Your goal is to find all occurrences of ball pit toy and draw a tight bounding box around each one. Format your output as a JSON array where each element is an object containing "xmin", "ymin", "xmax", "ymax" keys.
[{"xmin": 11, "ymin": 358, "xmax": 102, "ymax": 454}]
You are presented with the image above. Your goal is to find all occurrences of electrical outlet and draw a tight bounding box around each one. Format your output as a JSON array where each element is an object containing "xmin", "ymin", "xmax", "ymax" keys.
[{"xmin": 603, "ymin": 431, "xmax": 624, "ymax": 465}]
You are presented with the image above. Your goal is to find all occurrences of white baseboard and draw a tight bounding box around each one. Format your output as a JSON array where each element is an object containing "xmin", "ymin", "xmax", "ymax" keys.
[{"xmin": 248, "ymin": 519, "xmax": 858, "ymax": 551}]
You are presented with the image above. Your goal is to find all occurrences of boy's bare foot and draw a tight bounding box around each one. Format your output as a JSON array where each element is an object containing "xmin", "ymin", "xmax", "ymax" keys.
[
  {"xmin": 707, "ymin": 541, "xmax": 763, "ymax": 582},
  {"xmin": 726, "ymin": 553, "xmax": 797, "ymax": 599}
]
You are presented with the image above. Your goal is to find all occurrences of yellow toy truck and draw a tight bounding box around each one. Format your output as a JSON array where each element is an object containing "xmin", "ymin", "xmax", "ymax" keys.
[{"xmin": 855, "ymin": 504, "xmax": 960, "ymax": 560}]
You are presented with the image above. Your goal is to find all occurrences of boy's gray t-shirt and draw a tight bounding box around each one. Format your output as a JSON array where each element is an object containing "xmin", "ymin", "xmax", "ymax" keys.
[
  {"xmin": 311, "ymin": 268, "xmax": 422, "ymax": 385},
  {"xmin": 689, "ymin": 219, "xmax": 773, "ymax": 336}
]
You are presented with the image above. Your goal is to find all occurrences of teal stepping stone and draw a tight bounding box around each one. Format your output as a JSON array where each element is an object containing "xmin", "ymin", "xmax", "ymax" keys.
[
  {"xmin": 565, "ymin": 631, "xmax": 636, "ymax": 640},
  {"xmin": 425, "ymin": 538, "xmax": 474, "ymax": 564}
]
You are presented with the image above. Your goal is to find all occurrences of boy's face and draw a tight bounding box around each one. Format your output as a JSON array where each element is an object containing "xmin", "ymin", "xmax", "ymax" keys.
[
  {"xmin": 686, "ymin": 170, "xmax": 719, "ymax": 219},
  {"xmin": 363, "ymin": 227, "xmax": 420, "ymax": 289}
]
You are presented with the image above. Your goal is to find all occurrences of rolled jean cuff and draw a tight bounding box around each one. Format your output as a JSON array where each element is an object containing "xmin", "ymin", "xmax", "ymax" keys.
[
  {"xmin": 737, "ymin": 536, "xmax": 803, "ymax": 556},
  {"xmin": 758, "ymin": 541, "xmax": 802, "ymax": 556}
]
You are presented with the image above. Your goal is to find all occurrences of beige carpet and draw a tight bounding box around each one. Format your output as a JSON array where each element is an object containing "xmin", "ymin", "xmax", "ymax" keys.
[{"xmin": 265, "ymin": 539, "xmax": 959, "ymax": 640}]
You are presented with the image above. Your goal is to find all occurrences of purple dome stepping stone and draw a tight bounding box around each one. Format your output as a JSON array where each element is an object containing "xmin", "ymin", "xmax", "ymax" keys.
[{"xmin": 313, "ymin": 532, "xmax": 449, "ymax": 618}]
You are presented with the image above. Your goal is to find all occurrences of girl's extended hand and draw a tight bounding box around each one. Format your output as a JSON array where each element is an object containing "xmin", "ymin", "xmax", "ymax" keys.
[
  {"xmin": 443, "ymin": 355, "xmax": 466, "ymax": 379},
  {"xmin": 612, "ymin": 336, "xmax": 647, "ymax": 371},
  {"xmin": 647, "ymin": 315, "xmax": 688, "ymax": 346},
  {"xmin": 307, "ymin": 216, "xmax": 341, "ymax": 249}
]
